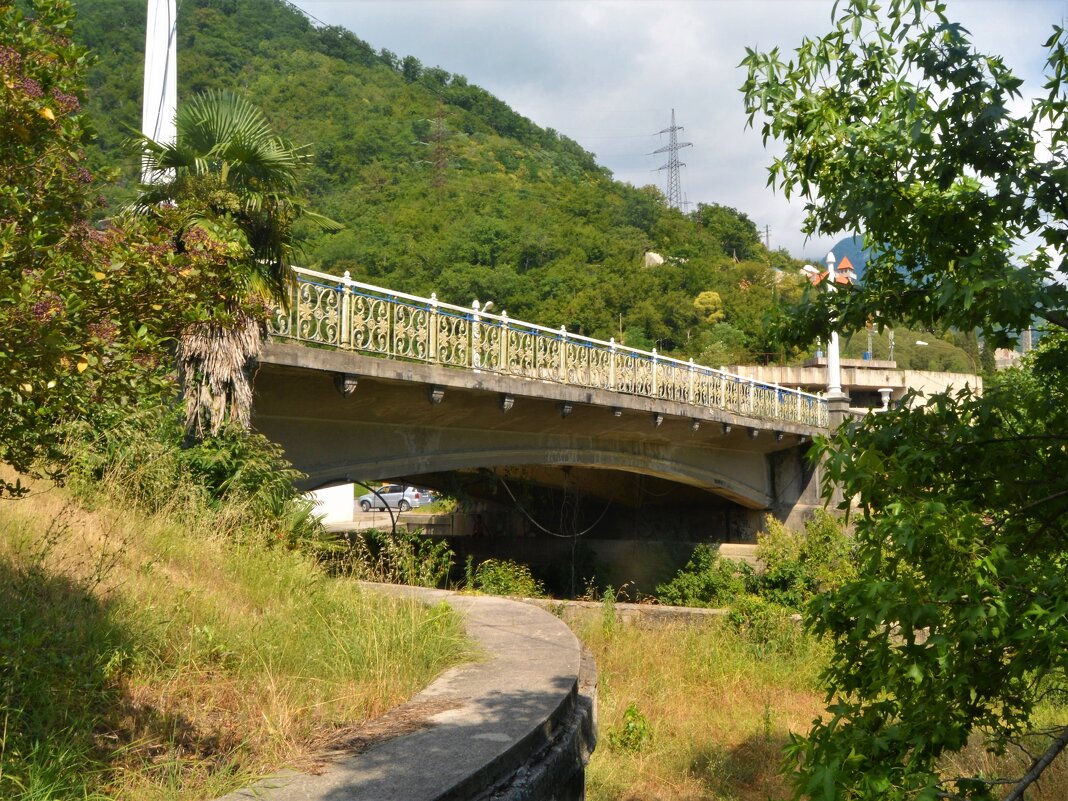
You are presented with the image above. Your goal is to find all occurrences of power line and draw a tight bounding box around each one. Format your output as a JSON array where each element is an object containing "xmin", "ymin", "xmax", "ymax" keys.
[{"xmin": 651, "ymin": 108, "xmax": 692, "ymax": 210}]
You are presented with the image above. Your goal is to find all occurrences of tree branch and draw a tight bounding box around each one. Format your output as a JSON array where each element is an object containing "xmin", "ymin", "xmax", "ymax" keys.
[
  {"xmin": 1001, "ymin": 724, "xmax": 1068, "ymax": 801},
  {"xmin": 1037, "ymin": 309, "xmax": 1068, "ymax": 331}
]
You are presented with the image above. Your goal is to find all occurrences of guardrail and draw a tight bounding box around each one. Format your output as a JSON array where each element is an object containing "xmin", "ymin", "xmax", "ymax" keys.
[{"xmin": 268, "ymin": 268, "xmax": 828, "ymax": 429}]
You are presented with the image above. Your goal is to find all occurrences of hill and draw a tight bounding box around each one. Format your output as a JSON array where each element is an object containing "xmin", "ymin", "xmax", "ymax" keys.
[{"xmin": 73, "ymin": 0, "xmax": 808, "ymax": 363}]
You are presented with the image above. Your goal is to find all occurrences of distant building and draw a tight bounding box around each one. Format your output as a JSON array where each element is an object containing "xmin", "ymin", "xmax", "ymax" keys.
[{"xmin": 804, "ymin": 254, "xmax": 857, "ymax": 287}]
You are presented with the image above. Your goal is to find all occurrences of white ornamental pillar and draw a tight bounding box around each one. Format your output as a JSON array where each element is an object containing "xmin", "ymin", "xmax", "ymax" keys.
[
  {"xmin": 825, "ymin": 250, "xmax": 844, "ymax": 398},
  {"xmin": 142, "ymin": 0, "xmax": 178, "ymax": 183}
]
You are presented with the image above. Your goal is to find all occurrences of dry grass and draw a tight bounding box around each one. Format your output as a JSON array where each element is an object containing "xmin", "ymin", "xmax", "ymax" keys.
[
  {"xmin": 572, "ymin": 614, "xmax": 825, "ymax": 801},
  {"xmin": 0, "ymin": 469, "xmax": 469, "ymax": 800},
  {"xmin": 572, "ymin": 610, "xmax": 1068, "ymax": 801}
]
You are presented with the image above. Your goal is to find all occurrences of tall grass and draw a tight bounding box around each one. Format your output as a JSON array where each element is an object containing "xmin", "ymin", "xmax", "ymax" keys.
[
  {"xmin": 573, "ymin": 609, "xmax": 1068, "ymax": 801},
  {"xmin": 0, "ymin": 469, "xmax": 469, "ymax": 801},
  {"xmin": 572, "ymin": 610, "xmax": 826, "ymax": 801}
]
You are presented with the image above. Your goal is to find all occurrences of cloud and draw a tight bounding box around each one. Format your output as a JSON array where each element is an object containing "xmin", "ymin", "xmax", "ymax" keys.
[{"xmin": 297, "ymin": 0, "xmax": 1065, "ymax": 260}]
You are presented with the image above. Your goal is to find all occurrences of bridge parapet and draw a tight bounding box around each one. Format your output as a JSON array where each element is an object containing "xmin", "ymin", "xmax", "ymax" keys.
[{"xmin": 269, "ymin": 267, "xmax": 828, "ymax": 428}]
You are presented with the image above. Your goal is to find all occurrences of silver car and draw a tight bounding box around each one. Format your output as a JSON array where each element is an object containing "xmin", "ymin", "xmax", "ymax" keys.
[{"xmin": 358, "ymin": 484, "xmax": 430, "ymax": 513}]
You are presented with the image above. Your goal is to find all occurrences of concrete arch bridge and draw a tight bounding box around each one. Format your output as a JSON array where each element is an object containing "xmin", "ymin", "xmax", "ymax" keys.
[{"xmin": 252, "ymin": 268, "xmax": 831, "ymax": 545}]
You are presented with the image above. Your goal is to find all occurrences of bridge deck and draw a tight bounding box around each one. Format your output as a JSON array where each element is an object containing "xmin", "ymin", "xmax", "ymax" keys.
[{"xmin": 268, "ymin": 268, "xmax": 829, "ymax": 430}]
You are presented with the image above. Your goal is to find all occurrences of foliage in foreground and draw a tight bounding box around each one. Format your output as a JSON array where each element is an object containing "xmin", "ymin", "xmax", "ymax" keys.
[
  {"xmin": 742, "ymin": 1, "xmax": 1068, "ymax": 798},
  {"xmin": 575, "ymin": 612, "xmax": 1067, "ymax": 801},
  {"xmin": 0, "ymin": 0, "xmax": 257, "ymax": 497},
  {"xmin": 0, "ymin": 468, "xmax": 468, "ymax": 801}
]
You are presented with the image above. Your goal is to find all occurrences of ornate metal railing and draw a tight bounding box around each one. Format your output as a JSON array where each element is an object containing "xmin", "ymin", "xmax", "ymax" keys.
[{"xmin": 268, "ymin": 267, "xmax": 829, "ymax": 428}]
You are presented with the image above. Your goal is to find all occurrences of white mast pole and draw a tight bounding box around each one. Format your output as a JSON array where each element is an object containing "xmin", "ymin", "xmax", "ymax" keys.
[{"xmin": 141, "ymin": 0, "xmax": 177, "ymax": 183}]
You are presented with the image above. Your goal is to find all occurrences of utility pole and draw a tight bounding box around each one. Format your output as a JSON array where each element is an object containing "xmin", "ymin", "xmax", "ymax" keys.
[
  {"xmin": 142, "ymin": 0, "xmax": 177, "ymax": 183},
  {"xmin": 651, "ymin": 109, "xmax": 692, "ymax": 210}
]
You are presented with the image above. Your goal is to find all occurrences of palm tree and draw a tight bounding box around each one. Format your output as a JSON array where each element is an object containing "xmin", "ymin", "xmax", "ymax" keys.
[{"xmin": 136, "ymin": 89, "xmax": 339, "ymax": 439}]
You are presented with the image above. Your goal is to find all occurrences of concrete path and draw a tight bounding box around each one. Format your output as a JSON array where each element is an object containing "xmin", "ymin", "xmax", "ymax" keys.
[{"xmin": 216, "ymin": 585, "xmax": 595, "ymax": 801}]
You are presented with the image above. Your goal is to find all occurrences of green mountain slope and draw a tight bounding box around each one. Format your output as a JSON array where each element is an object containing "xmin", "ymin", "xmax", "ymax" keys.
[{"xmin": 73, "ymin": 0, "xmax": 805, "ymax": 362}]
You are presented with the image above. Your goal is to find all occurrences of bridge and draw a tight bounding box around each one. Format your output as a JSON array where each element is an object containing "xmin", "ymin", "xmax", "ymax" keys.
[{"xmin": 251, "ymin": 268, "xmax": 833, "ymax": 540}]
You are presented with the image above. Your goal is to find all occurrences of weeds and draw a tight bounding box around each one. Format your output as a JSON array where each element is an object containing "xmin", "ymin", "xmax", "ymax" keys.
[
  {"xmin": 329, "ymin": 528, "xmax": 455, "ymax": 588},
  {"xmin": 600, "ymin": 586, "xmax": 618, "ymax": 639},
  {"xmin": 607, "ymin": 703, "xmax": 653, "ymax": 753},
  {"xmin": 62, "ymin": 406, "xmax": 326, "ymax": 549}
]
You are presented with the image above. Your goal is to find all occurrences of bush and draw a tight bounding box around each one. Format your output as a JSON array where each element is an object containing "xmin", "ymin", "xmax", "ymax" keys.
[
  {"xmin": 63, "ymin": 404, "xmax": 326, "ymax": 549},
  {"xmin": 655, "ymin": 544, "xmax": 752, "ymax": 608},
  {"xmin": 755, "ymin": 511, "xmax": 855, "ymax": 610},
  {"xmin": 471, "ymin": 558, "xmax": 545, "ymax": 597}
]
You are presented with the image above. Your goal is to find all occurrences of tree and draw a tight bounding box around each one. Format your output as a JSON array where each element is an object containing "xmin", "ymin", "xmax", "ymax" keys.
[
  {"xmin": 400, "ymin": 54, "xmax": 422, "ymax": 83},
  {"xmin": 693, "ymin": 290, "xmax": 725, "ymax": 324},
  {"xmin": 742, "ymin": 2, "xmax": 1068, "ymax": 800},
  {"xmin": 0, "ymin": 0, "xmax": 234, "ymax": 497},
  {"xmin": 692, "ymin": 202, "xmax": 762, "ymax": 261},
  {"xmin": 136, "ymin": 89, "xmax": 339, "ymax": 439}
]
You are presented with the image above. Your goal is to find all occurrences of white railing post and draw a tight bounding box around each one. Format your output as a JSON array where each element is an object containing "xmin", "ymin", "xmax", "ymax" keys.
[
  {"xmin": 339, "ymin": 270, "xmax": 353, "ymax": 347},
  {"xmin": 651, "ymin": 348, "xmax": 659, "ymax": 398},
  {"xmin": 499, "ymin": 310, "xmax": 509, "ymax": 373},
  {"xmin": 688, "ymin": 358, "xmax": 695, "ymax": 403},
  {"xmin": 748, "ymin": 380, "xmax": 755, "ymax": 416},
  {"xmin": 429, "ymin": 293, "xmax": 439, "ymax": 364},
  {"xmin": 290, "ymin": 275, "xmax": 299, "ymax": 339},
  {"xmin": 559, "ymin": 326, "xmax": 568, "ymax": 382},
  {"xmin": 472, "ymin": 300, "xmax": 482, "ymax": 371},
  {"xmin": 609, "ymin": 338, "xmax": 617, "ymax": 390}
]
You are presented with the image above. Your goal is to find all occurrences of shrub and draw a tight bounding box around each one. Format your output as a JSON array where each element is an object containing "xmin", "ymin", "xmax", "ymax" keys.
[
  {"xmin": 655, "ymin": 544, "xmax": 752, "ymax": 608},
  {"xmin": 755, "ymin": 511, "xmax": 855, "ymax": 609},
  {"xmin": 472, "ymin": 558, "xmax": 545, "ymax": 597}
]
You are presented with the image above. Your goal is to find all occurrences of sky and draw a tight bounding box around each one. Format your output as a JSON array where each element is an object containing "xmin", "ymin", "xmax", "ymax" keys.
[{"xmin": 292, "ymin": 0, "xmax": 1066, "ymax": 261}]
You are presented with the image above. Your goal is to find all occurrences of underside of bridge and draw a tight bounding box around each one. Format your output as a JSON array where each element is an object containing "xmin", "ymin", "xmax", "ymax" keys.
[{"xmin": 253, "ymin": 345, "xmax": 823, "ymax": 542}]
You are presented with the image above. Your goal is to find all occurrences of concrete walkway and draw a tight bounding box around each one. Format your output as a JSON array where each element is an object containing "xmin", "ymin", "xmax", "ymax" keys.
[{"xmin": 216, "ymin": 584, "xmax": 596, "ymax": 801}]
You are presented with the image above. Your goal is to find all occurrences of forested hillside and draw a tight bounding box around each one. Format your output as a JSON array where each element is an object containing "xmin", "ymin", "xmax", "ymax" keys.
[{"xmin": 74, "ymin": 0, "xmax": 808, "ymax": 362}]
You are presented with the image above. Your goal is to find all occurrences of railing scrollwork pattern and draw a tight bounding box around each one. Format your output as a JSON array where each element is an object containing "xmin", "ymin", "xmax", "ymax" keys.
[{"xmin": 269, "ymin": 268, "xmax": 828, "ymax": 428}]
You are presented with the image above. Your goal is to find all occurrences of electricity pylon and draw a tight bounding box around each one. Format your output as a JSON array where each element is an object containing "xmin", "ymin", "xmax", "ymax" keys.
[{"xmin": 652, "ymin": 109, "xmax": 692, "ymax": 209}]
